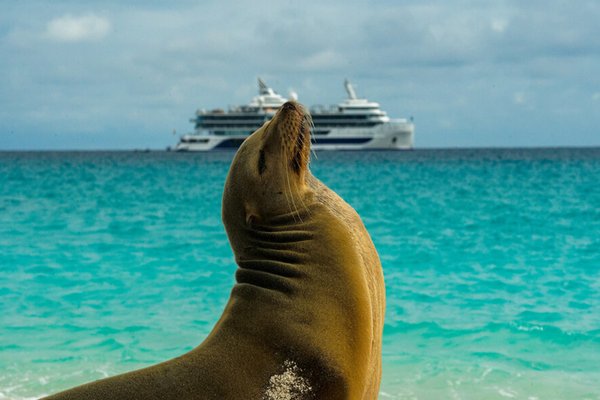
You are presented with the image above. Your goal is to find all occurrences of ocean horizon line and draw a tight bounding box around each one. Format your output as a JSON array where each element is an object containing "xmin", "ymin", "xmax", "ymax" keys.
[{"xmin": 1, "ymin": 145, "xmax": 599, "ymax": 153}]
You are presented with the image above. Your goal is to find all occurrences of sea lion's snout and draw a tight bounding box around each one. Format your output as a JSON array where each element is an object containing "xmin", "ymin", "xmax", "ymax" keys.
[
  {"xmin": 269, "ymin": 101, "xmax": 312, "ymax": 176},
  {"xmin": 274, "ymin": 101, "xmax": 305, "ymax": 125},
  {"xmin": 281, "ymin": 101, "xmax": 299, "ymax": 112}
]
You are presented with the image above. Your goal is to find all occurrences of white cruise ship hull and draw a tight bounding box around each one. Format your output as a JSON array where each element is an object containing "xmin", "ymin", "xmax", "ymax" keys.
[{"xmin": 175, "ymin": 120, "xmax": 414, "ymax": 152}]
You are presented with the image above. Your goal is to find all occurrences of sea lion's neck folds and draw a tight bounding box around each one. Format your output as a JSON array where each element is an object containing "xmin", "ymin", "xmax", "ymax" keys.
[{"xmin": 234, "ymin": 211, "xmax": 316, "ymax": 293}]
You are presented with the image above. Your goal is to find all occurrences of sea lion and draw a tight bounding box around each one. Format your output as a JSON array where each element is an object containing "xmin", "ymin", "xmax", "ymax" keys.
[{"xmin": 43, "ymin": 101, "xmax": 385, "ymax": 400}]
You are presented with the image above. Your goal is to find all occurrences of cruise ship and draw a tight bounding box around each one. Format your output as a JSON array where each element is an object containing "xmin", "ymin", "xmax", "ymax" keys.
[{"xmin": 174, "ymin": 79, "xmax": 414, "ymax": 151}]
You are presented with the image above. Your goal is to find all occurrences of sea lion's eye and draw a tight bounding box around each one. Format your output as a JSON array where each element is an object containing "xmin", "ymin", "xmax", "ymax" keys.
[{"xmin": 258, "ymin": 149, "xmax": 266, "ymax": 175}]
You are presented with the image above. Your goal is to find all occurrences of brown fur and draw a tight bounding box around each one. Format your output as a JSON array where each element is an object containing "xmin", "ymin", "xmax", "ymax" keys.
[{"xmin": 43, "ymin": 101, "xmax": 385, "ymax": 400}]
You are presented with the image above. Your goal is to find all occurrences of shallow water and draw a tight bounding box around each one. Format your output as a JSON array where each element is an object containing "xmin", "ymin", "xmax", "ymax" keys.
[{"xmin": 1, "ymin": 149, "xmax": 599, "ymax": 399}]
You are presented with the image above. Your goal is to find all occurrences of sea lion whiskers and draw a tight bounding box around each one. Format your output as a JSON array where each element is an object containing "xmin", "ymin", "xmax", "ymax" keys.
[
  {"xmin": 281, "ymin": 108, "xmax": 312, "ymax": 222},
  {"xmin": 280, "ymin": 136, "xmax": 303, "ymax": 224},
  {"xmin": 268, "ymin": 116, "xmax": 295, "ymax": 223},
  {"xmin": 308, "ymin": 113, "xmax": 318, "ymax": 162},
  {"xmin": 293, "ymin": 113, "xmax": 312, "ymax": 173},
  {"xmin": 279, "ymin": 140, "xmax": 294, "ymax": 220},
  {"xmin": 295, "ymin": 114, "xmax": 313, "ymax": 218},
  {"xmin": 276, "ymin": 140, "xmax": 295, "ymax": 223},
  {"xmin": 268, "ymin": 127, "xmax": 296, "ymax": 225}
]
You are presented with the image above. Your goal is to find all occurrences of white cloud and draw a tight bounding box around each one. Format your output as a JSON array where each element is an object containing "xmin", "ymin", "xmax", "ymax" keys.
[
  {"xmin": 491, "ymin": 18, "xmax": 508, "ymax": 33},
  {"xmin": 513, "ymin": 92, "xmax": 526, "ymax": 104},
  {"xmin": 45, "ymin": 14, "xmax": 111, "ymax": 42},
  {"xmin": 593, "ymin": 92, "xmax": 600, "ymax": 101},
  {"xmin": 299, "ymin": 50, "xmax": 344, "ymax": 70}
]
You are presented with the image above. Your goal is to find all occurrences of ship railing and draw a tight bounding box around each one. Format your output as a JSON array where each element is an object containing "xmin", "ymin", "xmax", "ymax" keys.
[{"xmin": 310, "ymin": 104, "xmax": 343, "ymax": 113}]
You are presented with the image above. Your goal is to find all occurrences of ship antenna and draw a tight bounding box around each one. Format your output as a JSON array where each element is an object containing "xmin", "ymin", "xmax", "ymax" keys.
[
  {"xmin": 344, "ymin": 79, "xmax": 357, "ymax": 100},
  {"xmin": 258, "ymin": 77, "xmax": 269, "ymax": 95}
]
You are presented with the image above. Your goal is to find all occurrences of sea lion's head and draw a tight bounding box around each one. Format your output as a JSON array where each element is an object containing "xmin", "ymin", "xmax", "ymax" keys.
[{"xmin": 222, "ymin": 101, "xmax": 313, "ymax": 247}]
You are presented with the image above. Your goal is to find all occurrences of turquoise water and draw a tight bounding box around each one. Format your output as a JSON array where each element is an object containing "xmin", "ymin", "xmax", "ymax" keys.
[{"xmin": 1, "ymin": 149, "xmax": 599, "ymax": 399}]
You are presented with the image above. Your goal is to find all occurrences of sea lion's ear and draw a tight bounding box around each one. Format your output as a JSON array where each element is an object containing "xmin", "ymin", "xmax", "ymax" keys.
[{"xmin": 244, "ymin": 202, "xmax": 259, "ymax": 227}]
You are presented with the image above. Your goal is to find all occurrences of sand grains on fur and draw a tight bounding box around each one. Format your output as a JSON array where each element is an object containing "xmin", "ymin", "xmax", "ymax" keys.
[{"xmin": 263, "ymin": 360, "xmax": 312, "ymax": 400}]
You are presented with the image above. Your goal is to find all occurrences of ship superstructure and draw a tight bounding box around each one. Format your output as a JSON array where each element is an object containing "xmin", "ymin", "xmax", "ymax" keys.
[{"xmin": 175, "ymin": 79, "xmax": 414, "ymax": 151}]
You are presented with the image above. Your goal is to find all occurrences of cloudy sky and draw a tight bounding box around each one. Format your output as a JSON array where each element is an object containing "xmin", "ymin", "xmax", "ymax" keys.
[{"xmin": 1, "ymin": 0, "xmax": 599, "ymax": 149}]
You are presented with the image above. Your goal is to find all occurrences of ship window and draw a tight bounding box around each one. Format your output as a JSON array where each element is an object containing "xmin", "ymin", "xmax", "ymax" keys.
[{"xmin": 185, "ymin": 138, "xmax": 209, "ymax": 143}]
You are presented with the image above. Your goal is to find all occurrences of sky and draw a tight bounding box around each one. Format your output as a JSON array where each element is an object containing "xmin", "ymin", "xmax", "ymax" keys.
[{"xmin": 1, "ymin": 0, "xmax": 599, "ymax": 150}]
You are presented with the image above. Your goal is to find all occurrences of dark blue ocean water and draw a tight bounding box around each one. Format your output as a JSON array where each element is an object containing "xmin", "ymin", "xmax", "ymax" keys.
[{"xmin": 1, "ymin": 149, "xmax": 599, "ymax": 399}]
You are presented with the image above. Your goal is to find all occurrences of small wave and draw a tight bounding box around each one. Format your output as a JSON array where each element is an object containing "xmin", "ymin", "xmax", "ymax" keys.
[
  {"xmin": 470, "ymin": 351, "xmax": 553, "ymax": 371},
  {"xmin": 383, "ymin": 319, "xmax": 600, "ymax": 372},
  {"xmin": 512, "ymin": 324, "xmax": 544, "ymax": 332},
  {"xmin": 497, "ymin": 388, "xmax": 517, "ymax": 398},
  {"xmin": 385, "ymin": 320, "xmax": 598, "ymax": 343}
]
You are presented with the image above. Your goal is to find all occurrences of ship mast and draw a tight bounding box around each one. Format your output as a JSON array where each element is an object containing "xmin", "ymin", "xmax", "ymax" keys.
[
  {"xmin": 344, "ymin": 79, "xmax": 358, "ymax": 100},
  {"xmin": 258, "ymin": 77, "xmax": 271, "ymax": 95}
]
